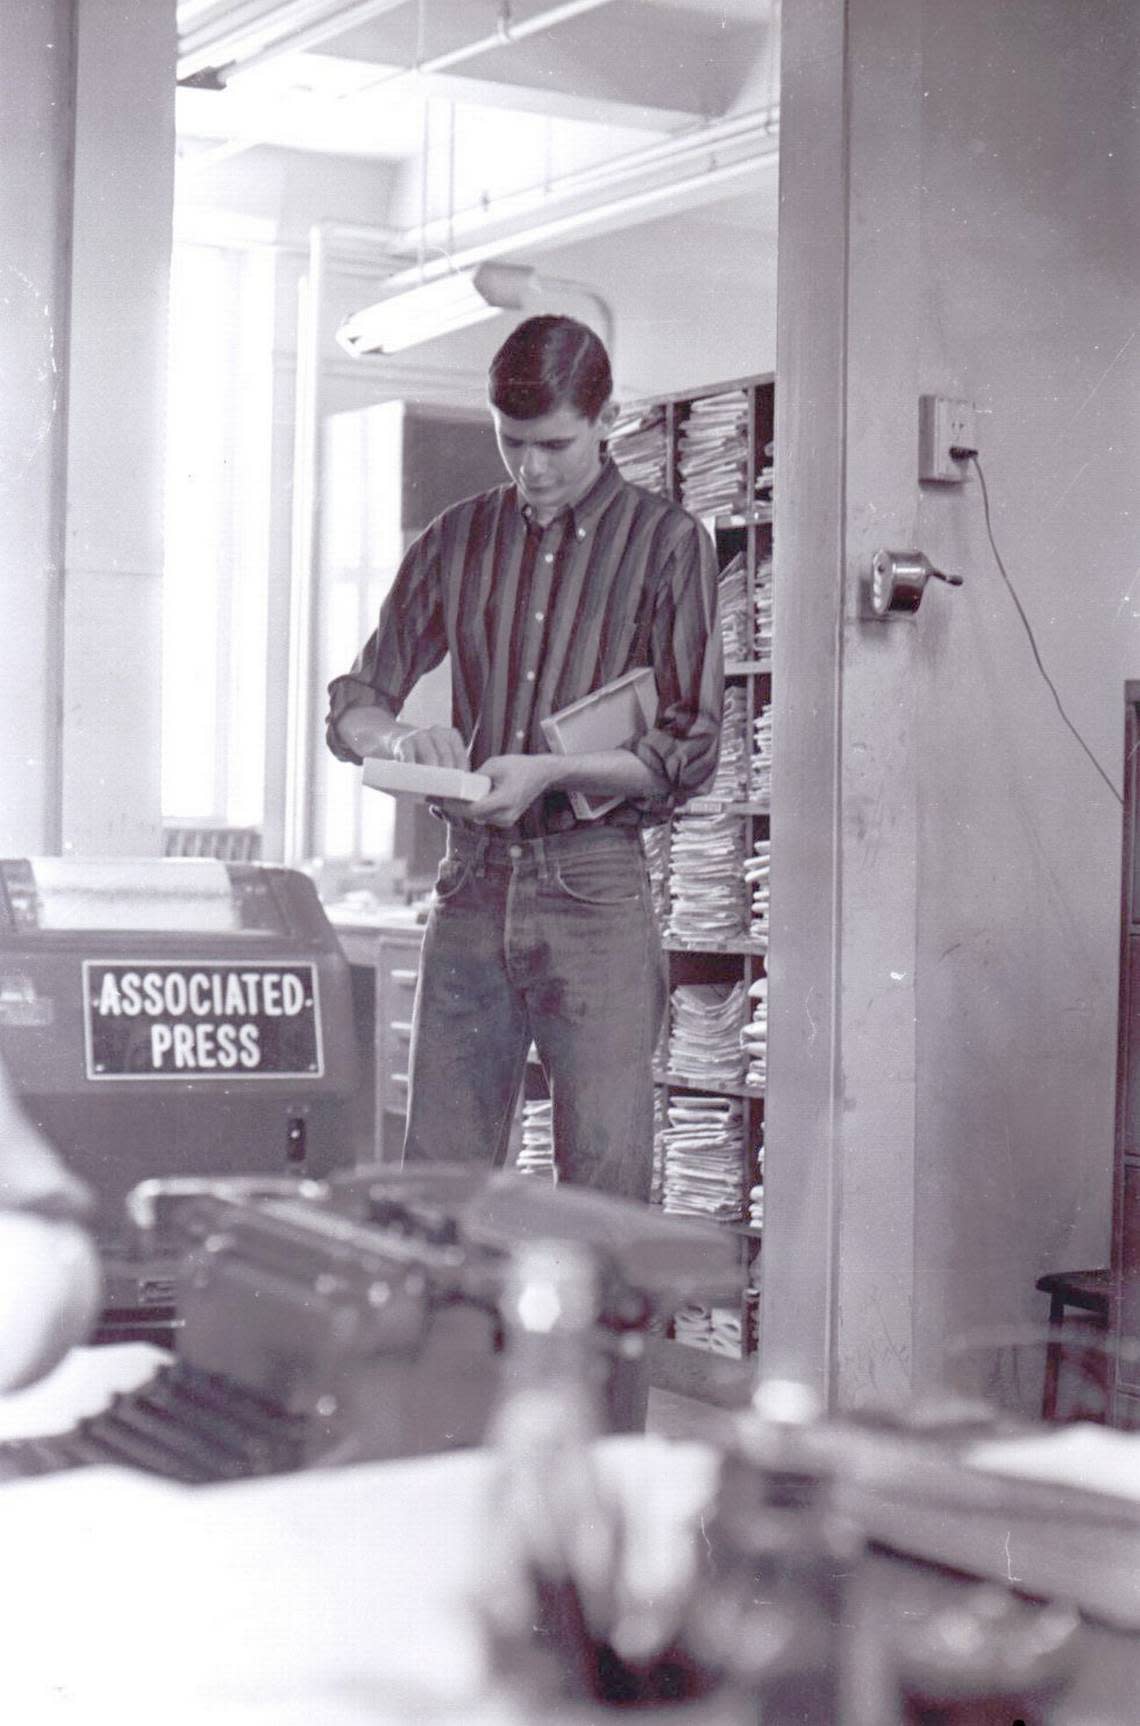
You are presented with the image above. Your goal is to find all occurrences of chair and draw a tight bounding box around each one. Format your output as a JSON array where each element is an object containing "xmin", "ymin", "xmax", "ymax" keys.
[{"xmin": 1035, "ymin": 1268, "xmax": 1111, "ymax": 1421}]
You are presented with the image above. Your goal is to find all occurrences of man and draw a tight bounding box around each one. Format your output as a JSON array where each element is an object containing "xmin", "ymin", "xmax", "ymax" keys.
[{"xmin": 327, "ymin": 315, "xmax": 722, "ymax": 1201}]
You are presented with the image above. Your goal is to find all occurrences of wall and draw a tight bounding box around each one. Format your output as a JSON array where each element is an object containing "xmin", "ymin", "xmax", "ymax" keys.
[
  {"xmin": 765, "ymin": 0, "xmax": 1140, "ymax": 1413},
  {"xmin": 911, "ymin": 0, "xmax": 1140, "ymax": 1399}
]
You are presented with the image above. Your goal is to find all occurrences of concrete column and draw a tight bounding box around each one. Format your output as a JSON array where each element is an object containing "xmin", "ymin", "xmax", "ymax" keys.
[
  {"xmin": 764, "ymin": 0, "xmax": 924, "ymax": 1411},
  {"xmin": 61, "ymin": 0, "xmax": 176, "ymax": 855},
  {"xmin": 0, "ymin": 2, "xmax": 74, "ymax": 854}
]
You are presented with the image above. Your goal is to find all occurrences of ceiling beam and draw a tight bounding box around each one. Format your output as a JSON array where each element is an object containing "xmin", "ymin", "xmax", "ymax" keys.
[{"xmin": 319, "ymin": 0, "xmax": 765, "ymax": 123}]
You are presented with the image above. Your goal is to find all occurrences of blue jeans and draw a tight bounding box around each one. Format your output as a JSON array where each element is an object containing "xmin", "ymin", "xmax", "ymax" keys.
[{"xmin": 403, "ymin": 825, "xmax": 666, "ymax": 1201}]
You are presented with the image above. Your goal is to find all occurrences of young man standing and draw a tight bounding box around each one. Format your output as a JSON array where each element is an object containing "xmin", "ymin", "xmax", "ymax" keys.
[{"xmin": 326, "ymin": 316, "xmax": 722, "ymax": 1202}]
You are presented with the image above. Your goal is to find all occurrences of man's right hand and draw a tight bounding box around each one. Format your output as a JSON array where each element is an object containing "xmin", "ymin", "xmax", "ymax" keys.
[{"xmin": 391, "ymin": 724, "xmax": 469, "ymax": 770}]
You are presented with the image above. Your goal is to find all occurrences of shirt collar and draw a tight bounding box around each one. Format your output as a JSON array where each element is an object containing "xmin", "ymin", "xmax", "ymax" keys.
[{"xmin": 514, "ymin": 455, "xmax": 625, "ymax": 537}]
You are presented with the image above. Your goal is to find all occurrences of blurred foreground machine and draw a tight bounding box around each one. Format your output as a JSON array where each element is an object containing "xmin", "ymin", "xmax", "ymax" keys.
[
  {"xmin": 0, "ymin": 1165, "xmax": 742, "ymax": 1483},
  {"xmin": 0, "ymin": 857, "xmax": 359, "ymax": 1333}
]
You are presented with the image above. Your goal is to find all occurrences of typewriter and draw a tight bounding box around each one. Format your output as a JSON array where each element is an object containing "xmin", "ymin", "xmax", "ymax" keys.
[{"xmin": 0, "ymin": 1164, "xmax": 741, "ymax": 1485}]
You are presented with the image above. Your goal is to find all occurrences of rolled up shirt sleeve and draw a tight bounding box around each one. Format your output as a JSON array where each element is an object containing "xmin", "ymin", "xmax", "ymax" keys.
[
  {"xmin": 325, "ymin": 519, "xmax": 449, "ymax": 765},
  {"xmin": 630, "ymin": 516, "xmax": 724, "ymax": 817}
]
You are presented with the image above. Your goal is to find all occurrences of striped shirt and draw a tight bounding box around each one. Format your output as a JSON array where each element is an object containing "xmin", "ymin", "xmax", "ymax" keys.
[{"xmin": 326, "ymin": 455, "xmax": 723, "ymax": 838}]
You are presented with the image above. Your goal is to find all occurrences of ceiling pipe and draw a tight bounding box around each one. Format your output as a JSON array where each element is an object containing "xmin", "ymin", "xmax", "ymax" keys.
[
  {"xmin": 347, "ymin": 0, "xmax": 622, "ymax": 101},
  {"xmin": 391, "ymin": 103, "xmax": 780, "ymax": 261},
  {"xmin": 368, "ymin": 147, "xmax": 775, "ymax": 304}
]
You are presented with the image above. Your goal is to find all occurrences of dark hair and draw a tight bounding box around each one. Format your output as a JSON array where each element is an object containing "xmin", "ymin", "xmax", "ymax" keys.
[{"xmin": 488, "ymin": 314, "xmax": 612, "ymax": 422}]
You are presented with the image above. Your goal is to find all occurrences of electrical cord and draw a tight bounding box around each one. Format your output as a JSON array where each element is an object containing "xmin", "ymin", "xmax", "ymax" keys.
[{"xmin": 951, "ymin": 447, "xmax": 1123, "ymax": 805}]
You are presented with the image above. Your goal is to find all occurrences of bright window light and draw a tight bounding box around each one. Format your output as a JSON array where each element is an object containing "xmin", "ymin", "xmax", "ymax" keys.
[{"xmin": 162, "ymin": 242, "xmax": 273, "ymax": 828}]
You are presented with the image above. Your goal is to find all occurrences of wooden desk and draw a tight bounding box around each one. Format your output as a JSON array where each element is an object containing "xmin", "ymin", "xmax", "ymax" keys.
[{"xmin": 3, "ymin": 1349, "xmax": 1140, "ymax": 1724}]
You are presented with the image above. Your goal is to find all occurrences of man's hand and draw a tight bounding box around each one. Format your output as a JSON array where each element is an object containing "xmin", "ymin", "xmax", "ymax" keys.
[
  {"xmin": 391, "ymin": 724, "xmax": 469, "ymax": 770},
  {"xmin": 466, "ymin": 754, "xmax": 559, "ymax": 827}
]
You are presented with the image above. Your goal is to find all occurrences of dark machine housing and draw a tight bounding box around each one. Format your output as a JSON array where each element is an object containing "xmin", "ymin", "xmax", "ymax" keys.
[{"xmin": 0, "ymin": 858, "xmax": 359, "ymax": 1327}]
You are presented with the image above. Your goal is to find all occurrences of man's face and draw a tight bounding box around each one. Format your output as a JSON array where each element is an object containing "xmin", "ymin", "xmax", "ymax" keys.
[{"xmin": 491, "ymin": 400, "xmax": 616, "ymax": 522}]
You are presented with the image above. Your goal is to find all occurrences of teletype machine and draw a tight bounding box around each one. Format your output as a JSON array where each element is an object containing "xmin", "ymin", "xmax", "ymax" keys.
[{"xmin": 0, "ymin": 858, "xmax": 359, "ymax": 1329}]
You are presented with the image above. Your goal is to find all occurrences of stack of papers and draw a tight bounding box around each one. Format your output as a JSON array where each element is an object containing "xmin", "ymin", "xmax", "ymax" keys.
[
  {"xmin": 753, "ymin": 554, "xmax": 774, "ymax": 659},
  {"xmin": 709, "ymin": 1304, "xmax": 744, "ymax": 1358},
  {"xmin": 754, "ymin": 439, "xmax": 775, "ymax": 524},
  {"xmin": 669, "ymin": 981, "xmax": 748, "ymax": 1087},
  {"xmin": 750, "ymin": 708, "xmax": 773, "ymax": 803},
  {"xmin": 661, "ymin": 1094, "xmax": 745, "ymax": 1220},
  {"xmin": 672, "ymin": 1303, "xmax": 743, "ymax": 1356},
  {"xmin": 642, "ymin": 821, "xmax": 672, "ymax": 930},
  {"xmin": 516, "ymin": 1098, "xmax": 554, "ymax": 1180},
  {"xmin": 673, "ymin": 1303, "xmax": 712, "ymax": 1348},
  {"xmin": 666, "ymin": 810, "xmax": 748, "ymax": 943},
  {"xmin": 718, "ymin": 552, "xmax": 749, "ymax": 662},
  {"xmin": 708, "ymin": 685, "xmax": 749, "ymax": 802},
  {"xmin": 742, "ymin": 974, "xmax": 768, "ymax": 1087},
  {"xmin": 745, "ymin": 838, "xmax": 770, "ymax": 946},
  {"xmin": 609, "ymin": 402, "xmax": 669, "ymax": 494},
  {"xmin": 678, "ymin": 390, "xmax": 751, "ymax": 517},
  {"xmin": 650, "ymin": 1091, "xmax": 667, "ymax": 1207}
]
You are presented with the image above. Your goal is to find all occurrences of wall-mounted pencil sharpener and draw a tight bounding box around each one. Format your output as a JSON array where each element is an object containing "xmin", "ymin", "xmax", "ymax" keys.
[{"xmin": 869, "ymin": 550, "xmax": 964, "ymax": 616}]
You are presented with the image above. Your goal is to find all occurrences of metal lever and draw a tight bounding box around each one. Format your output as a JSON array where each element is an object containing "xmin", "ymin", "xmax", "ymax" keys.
[{"xmin": 870, "ymin": 550, "xmax": 963, "ymax": 616}]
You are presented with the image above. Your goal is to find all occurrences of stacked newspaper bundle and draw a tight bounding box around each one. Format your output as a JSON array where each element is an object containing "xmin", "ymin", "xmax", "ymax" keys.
[
  {"xmin": 753, "ymin": 554, "xmax": 774, "ymax": 659},
  {"xmin": 742, "ymin": 974, "xmax": 768, "ymax": 1087},
  {"xmin": 642, "ymin": 821, "xmax": 671, "ymax": 929},
  {"xmin": 666, "ymin": 809, "xmax": 747, "ymax": 942},
  {"xmin": 673, "ymin": 1304, "xmax": 713, "ymax": 1348},
  {"xmin": 745, "ymin": 837, "xmax": 770, "ymax": 945},
  {"xmin": 651, "ymin": 1089, "xmax": 668, "ymax": 1207},
  {"xmin": 709, "ymin": 1305, "xmax": 744, "ymax": 1358},
  {"xmin": 609, "ymin": 401, "xmax": 669, "ymax": 494},
  {"xmin": 670, "ymin": 1303, "xmax": 742, "ymax": 1357},
  {"xmin": 751, "ymin": 707, "xmax": 773, "ymax": 804},
  {"xmin": 516, "ymin": 1097, "xmax": 554, "ymax": 1180},
  {"xmin": 718, "ymin": 552, "xmax": 749, "ymax": 662},
  {"xmin": 678, "ymin": 389, "xmax": 751, "ymax": 517},
  {"xmin": 754, "ymin": 438, "xmax": 775, "ymax": 523},
  {"xmin": 661, "ymin": 1094, "xmax": 744, "ymax": 1220},
  {"xmin": 669, "ymin": 980, "xmax": 748, "ymax": 1087},
  {"xmin": 708, "ymin": 685, "xmax": 749, "ymax": 802}
]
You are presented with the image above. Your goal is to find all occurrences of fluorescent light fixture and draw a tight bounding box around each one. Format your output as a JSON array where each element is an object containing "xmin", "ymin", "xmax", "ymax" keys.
[{"xmin": 336, "ymin": 263, "xmax": 538, "ymax": 358}]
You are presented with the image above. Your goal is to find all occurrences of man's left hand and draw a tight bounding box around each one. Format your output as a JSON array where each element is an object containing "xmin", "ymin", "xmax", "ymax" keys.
[{"xmin": 466, "ymin": 754, "xmax": 558, "ymax": 827}]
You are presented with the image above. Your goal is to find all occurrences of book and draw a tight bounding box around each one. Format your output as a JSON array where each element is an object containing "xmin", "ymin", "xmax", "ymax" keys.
[
  {"xmin": 540, "ymin": 666, "xmax": 658, "ymax": 821},
  {"xmin": 361, "ymin": 758, "xmax": 492, "ymax": 802}
]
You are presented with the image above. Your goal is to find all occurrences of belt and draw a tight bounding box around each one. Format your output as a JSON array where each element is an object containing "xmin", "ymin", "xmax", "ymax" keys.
[{"xmin": 446, "ymin": 824, "xmax": 642, "ymax": 869}]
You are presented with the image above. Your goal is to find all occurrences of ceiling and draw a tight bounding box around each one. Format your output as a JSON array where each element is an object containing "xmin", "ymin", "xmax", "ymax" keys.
[{"xmin": 174, "ymin": 0, "xmax": 782, "ymax": 270}]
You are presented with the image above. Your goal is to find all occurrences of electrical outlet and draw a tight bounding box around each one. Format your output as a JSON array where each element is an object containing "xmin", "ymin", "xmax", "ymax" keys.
[{"xmin": 918, "ymin": 394, "xmax": 977, "ymax": 483}]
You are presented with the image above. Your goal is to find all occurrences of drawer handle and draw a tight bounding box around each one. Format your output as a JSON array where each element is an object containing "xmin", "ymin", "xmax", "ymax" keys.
[
  {"xmin": 391, "ymin": 1073, "xmax": 409, "ymax": 1089},
  {"xmin": 390, "ymin": 1020, "xmax": 413, "ymax": 1038},
  {"xmin": 390, "ymin": 969, "xmax": 419, "ymax": 985}
]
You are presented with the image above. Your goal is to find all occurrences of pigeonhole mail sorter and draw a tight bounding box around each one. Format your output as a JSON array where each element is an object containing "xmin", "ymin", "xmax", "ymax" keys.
[{"xmin": 0, "ymin": 857, "xmax": 359, "ymax": 1316}]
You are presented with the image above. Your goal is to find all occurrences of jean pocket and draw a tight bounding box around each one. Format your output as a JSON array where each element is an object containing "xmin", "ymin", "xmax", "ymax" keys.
[
  {"xmin": 552, "ymin": 851, "xmax": 645, "ymax": 907},
  {"xmin": 433, "ymin": 857, "xmax": 473, "ymax": 901}
]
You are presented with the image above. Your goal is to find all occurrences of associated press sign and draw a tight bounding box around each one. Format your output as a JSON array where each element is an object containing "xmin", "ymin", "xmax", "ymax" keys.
[{"xmin": 83, "ymin": 961, "xmax": 323, "ymax": 1080}]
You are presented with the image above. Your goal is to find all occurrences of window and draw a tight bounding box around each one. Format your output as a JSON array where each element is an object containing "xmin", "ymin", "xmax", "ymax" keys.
[{"xmin": 162, "ymin": 239, "xmax": 274, "ymax": 831}]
